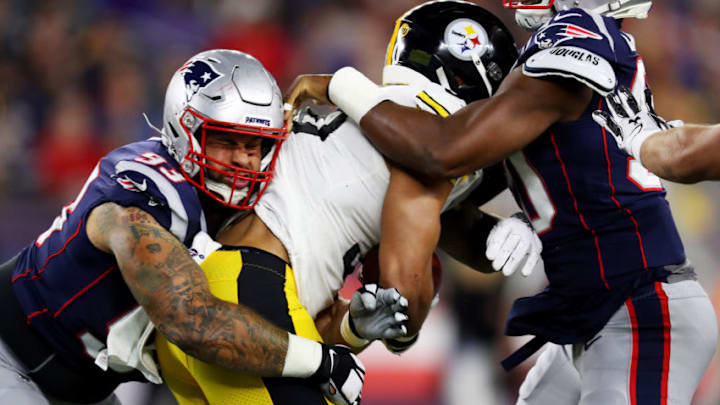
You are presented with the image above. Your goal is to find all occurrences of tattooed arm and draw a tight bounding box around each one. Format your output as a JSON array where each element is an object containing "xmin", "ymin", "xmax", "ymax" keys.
[{"xmin": 86, "ymin": 202, "xmax": 288, "ymax": 376}]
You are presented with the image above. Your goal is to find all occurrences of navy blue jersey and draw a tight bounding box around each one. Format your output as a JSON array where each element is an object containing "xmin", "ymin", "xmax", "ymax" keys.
[
  {"xmin": 11, "ymin": 138, "xmax": 206, "ymax": 374},
  {"xmin": 508, "ymin": 9, "xmax": 685, "ymax": 296},
  {"xmin": 500, "ymin": 10, "xmax": 688, "ymax": 357}
]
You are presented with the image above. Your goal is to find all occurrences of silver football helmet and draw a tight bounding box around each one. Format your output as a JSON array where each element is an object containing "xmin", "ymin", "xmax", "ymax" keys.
[
  {"xmin": 504, "ymin": 0, "xmax": 652, "ymax": 31},
  {"xmin": 161, "ymin": 49, "xmax": 287, "ymax": 210}
]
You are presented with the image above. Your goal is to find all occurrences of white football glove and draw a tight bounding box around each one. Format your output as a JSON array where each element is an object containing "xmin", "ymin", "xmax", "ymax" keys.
[
  {"xmin": 485, "ymin": 213, "xmax": 542, "ymax": 277},
  {"xmin": 341, "ymin": 284, "xmax": 409, "ymax": 347},
  {"xmin": 310, "ymin": 344, "xmax": 365, "ymax": 405},
  {"xmin": 592, "ymin": 86, "xmax": 683, "ymax": 165},
  {"xmin": 188, "ymin": 231, "xmax": 221, "ymax": 264}
]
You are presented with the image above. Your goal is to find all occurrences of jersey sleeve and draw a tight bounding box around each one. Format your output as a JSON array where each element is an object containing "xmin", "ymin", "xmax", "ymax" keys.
[
  {"xmin": 90, "ymin": 144, "xmax": 205, "ymax": 246},
  {"xmin": 517, "ymin": 9, "xmax": 619, "ymax": 95}
]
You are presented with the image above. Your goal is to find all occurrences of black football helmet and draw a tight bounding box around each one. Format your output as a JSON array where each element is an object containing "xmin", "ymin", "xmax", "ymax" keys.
[{"xmin": 385, "ymin": 0, "xmax": 518, "ymax": 103}]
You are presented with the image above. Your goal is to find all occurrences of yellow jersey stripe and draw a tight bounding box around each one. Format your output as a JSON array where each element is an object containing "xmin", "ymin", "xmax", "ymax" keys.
[
  {"xmin": 284, "ymin": 265, "xmax": 324, "ymax": 343},
  {"xmin": 416, "ymin": 91, "xmax": 450, "ymax": 117},
  {"xmin": 202, "ymin": 250, "xmax": 243, "ymax": 304}
]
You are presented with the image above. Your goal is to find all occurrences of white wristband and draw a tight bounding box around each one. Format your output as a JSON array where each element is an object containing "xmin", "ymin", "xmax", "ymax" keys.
[
  {"xmin": 281, "ymin": 333, "xmax": 323, "ymax": 378},
  {"xmin": 328, "ymin": 67, "xmax": 385, "ymax": 123},
  {"xmin": 340, "ymin": 311, "xmax": 369, "ymax": 348}
]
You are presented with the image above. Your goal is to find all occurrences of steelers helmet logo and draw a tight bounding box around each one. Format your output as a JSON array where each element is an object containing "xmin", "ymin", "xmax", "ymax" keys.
[{"xmin": 444, "ymin": 18, "xmax": 492, "ymax": 61}]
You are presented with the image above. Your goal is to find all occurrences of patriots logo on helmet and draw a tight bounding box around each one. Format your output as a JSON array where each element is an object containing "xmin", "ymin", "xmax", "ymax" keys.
[
  {"xmin": 534, "ymin": 23, "xmax": 603, "ymax": 49},
  {"xmin": 178, "ymin": 59, "xmax": 223, "ymax": 101}
]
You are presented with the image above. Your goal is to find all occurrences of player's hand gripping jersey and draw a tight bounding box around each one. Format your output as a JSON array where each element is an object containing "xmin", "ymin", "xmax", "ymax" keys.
[
  {"xmin": 503, "ymin": 8, "xmax": 687, "ymax": 351},
  {"xmin": 254, "ymin": 66, "xmax": 484, "ymax": 318},
  {"xmin": 10, "ymin": 138, "xmax": 206, "ymax": 380}
]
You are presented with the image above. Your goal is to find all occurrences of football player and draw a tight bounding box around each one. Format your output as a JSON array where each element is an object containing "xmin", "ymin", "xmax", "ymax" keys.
[
  {"xmin": 155, "ymin": 4, "xmax": 542, "ymax": 405},
  {"xmin": 285, "ymin": 0, "xmax": 718, "ymax": 404},
  {"xmin": 0, "ymin": 50, "xmax": 365, "ymax": 405},
  {"xmin": 593, "ymin": 85, "xmax": 720, "ymax": 183}
]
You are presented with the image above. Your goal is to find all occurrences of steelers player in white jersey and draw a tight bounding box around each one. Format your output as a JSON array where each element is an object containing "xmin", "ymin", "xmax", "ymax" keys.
[{"xmin": 155, "ymin": 5, "xmax": 539, "ymax": 405}]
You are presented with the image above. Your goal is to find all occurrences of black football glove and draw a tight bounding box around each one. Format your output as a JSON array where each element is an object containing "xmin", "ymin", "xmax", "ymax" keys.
[
  {"xmin": 310, "ymin": 344, "xmax": 365, "ymax": 405},
  {"xmin": 382, "ymin": 333, "xmax": 419, "ymax": 355}
]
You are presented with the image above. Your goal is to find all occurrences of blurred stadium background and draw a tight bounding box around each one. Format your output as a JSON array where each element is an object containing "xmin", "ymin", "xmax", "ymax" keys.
[{"xmin": 0, "ymin": 0, "xmax": 718, "ymax": 404}]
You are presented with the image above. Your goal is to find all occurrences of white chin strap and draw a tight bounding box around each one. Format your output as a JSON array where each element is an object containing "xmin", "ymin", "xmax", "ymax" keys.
[
  {"xmin": 515, "ymin": 8, "xmax": 554, "ymax": 31},
  {"xmin": 470, "ymin": 53, "xmax": 494, "ymax": 98},
  {"xmin": 206, "ymin": 178, "xmax": 249, "ymax": 206}
]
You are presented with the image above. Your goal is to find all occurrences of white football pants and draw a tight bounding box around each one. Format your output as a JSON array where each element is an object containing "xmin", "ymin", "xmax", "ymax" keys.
[{"xmin": 516, "ymin": 280, "xmax": 717, "ymax": 405}]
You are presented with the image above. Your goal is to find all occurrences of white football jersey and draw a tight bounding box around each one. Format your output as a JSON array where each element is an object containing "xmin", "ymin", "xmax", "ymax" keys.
[{"xmin": 254, "ymin": 67, "xmax": 484, "ymax": 317}]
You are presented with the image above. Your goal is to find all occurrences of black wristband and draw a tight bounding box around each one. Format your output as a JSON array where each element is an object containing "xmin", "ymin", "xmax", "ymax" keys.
[
  {"xmin": 308, "ymin": 344, "xmax": 330, "ymax": 383},
  {"xmin": 347, "ymin": 312, "xmax": 365, "ymax": 340}
]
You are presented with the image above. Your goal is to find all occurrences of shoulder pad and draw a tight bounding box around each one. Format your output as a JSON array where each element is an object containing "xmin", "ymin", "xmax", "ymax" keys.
[
  {"xmin": 412, "ymin": 82, "xmax": 466, "ymax": 116},
  {"xmin": 518, "ymin": 9, "xmax": 622, "ymax": 87},
  {"xmin": 523, "ymin": 46, "xmax": 616, "ymax": 95},
  {"xmin": 111, "ymin": 158, "xmax": 199, "ymax": 243},
  {"xmin": 379, "ymin": 84, "xmax": 425, "ymax": 108},
  {"xmin": 380, "ymin": 82, "xmax": 466, "ymax": 117}
]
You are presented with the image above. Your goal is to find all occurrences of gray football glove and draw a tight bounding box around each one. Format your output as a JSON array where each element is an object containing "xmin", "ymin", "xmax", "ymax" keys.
[{"xmin": 341, "ymin": 284, "xmax": 409, "ymax": 347}]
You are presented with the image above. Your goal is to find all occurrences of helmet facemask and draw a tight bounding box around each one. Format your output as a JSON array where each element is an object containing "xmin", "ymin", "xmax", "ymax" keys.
[
  {"xmin": 177, "ymin": 107, "xmax": 287, "ymax": 210},
  {"xmin": 503, "ymin": 0, "xmax": 652, "ymax": 31},
  {"xmin": 503, "ymin": 0, "xmax": 556, "ymax": 31},
  {"xmin": 503, "ymin": 0, "xmax": 554, "ymax": 9}
]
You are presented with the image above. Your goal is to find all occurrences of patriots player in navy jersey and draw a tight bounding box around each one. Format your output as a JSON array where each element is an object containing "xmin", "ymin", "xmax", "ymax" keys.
[
  {"xmin": 0, "ymin": 50, "xmax": 365, "ymax": 405},
  {"xmin": 286, "ymin": 0, "xmax": 718, "ymax": 403},
  {"xmin": 593, "ymin": 85, "xmax": 720, "ymax": 183}
]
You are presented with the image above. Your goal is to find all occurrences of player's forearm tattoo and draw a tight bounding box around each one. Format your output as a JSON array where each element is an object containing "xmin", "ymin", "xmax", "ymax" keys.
[{"xmin": 95, "ymin": 204, "xmax": 288, "ymax": 376}]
